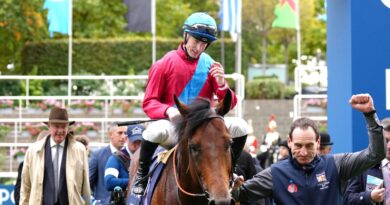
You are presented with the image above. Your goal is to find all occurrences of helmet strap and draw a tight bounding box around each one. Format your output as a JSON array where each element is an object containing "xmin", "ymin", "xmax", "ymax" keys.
[
  {"xmin": 182, "ymin": 32, "xmax": 210, "ymax": 60},
  {"xmin": 182, "ymin": 41, "xmax": 197, "ymax": 61}
]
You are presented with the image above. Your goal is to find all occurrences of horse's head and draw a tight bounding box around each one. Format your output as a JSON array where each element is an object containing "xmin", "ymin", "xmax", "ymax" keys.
[{"xmin": 173, "ymin": 91, "xmax": 235, "ymax": 205}]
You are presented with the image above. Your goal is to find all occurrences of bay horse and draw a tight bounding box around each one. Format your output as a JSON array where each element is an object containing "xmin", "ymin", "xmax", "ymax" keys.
[{"xmin": 128, "ymin": 91, "xmax": 235, "ymax": 205}]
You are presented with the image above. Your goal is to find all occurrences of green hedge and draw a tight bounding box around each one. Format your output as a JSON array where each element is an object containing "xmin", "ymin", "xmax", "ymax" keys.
[
  {"xmin": 21, "ymin": 37, "xmax": 236, "ymax": 75},
  {"xmin": 246, "ymin": 77, "xmax": 296, "ymax": 99}
]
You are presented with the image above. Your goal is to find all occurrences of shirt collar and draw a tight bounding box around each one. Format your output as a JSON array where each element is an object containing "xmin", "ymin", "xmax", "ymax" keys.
[
  {"xmin": 177, "ymin": 43, "xmax": 201, "ymax": 62},
  {"xmin": 381, "ymin": 158, "xmax": 390, "ymax": 167},
  {"xmin": 50, "ymin": 137, "xmax": 65, "ymax": 147},
  {"xmin": 109, "ymin": 143, "xmax": 119, "ymax": 154}
]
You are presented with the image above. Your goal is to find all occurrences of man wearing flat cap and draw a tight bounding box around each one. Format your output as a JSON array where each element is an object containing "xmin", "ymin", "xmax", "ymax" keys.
[
  {"xmin": 319, "ymin": 132, "xmax": 333, "ymax": 155},
  {"xmin": 20, "ymin": 107, "xmax": 91, "ymax": 205}
]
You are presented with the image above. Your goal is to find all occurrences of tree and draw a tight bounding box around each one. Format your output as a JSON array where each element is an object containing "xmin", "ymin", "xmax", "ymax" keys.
[
  {"xmin": 243, "ymin": 0, "xmax": 278, "ymax": 71},
  {"xmin": 0, "ymin": 0, "xmax": 47, "ymax": 73},
  {"xmin": 155, "ymin": 0, "xmax": 192, "ymax": 38},
  {"xmin": 72, "ymin": 0, "xmax": 127, "ymax": 38}
]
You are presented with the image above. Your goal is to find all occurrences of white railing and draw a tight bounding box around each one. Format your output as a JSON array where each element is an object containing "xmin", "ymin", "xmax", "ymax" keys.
[
  {"xmin": 0, "ymin": 74, "xmax": 244, "ymax": 178},
  {"xmin": 293, "ymin": 65, "xmax": 328, "ymax": 121},
  {"xmin": 293, "ymin": 94, "xmax": 327, "ymax": 121}
]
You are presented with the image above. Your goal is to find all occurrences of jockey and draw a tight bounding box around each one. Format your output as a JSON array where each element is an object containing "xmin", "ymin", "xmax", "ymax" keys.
[{"xmin": 132, "ymin": 12, "xmax": 248, "ymax": 195}]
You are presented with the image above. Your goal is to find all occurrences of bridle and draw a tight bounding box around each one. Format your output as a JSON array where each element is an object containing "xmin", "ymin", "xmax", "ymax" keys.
[{"xmin": 172, "ymin": 115, "xmax": 233, "ymax": 201}]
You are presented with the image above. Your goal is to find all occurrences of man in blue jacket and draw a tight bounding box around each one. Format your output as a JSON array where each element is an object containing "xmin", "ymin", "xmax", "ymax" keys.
[
  {"xmin": 343, "ymin": 118, "xmax": 390, "ymax": 205},
  {"xmin": 232, "ymin": 94, "xmax": 386, "ymax": 205},
  {"xmin": 104, "ymin": 125, "xmax": 143, "ymax": 191},
  {"xmin": 89, "ymin": 124, "xmax": 128, "ymax": 204}
]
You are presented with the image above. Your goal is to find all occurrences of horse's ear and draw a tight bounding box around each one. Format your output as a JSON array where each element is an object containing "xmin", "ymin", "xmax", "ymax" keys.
[
  {"xmin": 216, "ymin": 90, "xmax": 232, "ymax": 116},
  {"xmin": 173, "ymin": 94, "xmax": 189, "ymax": 116}
]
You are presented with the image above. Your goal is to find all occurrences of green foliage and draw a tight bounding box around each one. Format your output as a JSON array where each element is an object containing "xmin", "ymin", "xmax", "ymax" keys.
[
  {"xmin": 72, "ymin": 79, "xmax": 107, "ymax": 96},
  {"xmin": 72, "ymin": 0, "xmax": 127, "ymax": 38},
  {"xmin": 0, "ymin": 80, "xmax": 22, "ymax": 96},
  {"xmin": 0, "ymin": 124, "xmax": 11, "ymax": 140},
  {"xmin": 0, "ymin": 0, "xmax": 47, "ymax": 73},
  {"xmin": 156, "ymin": 0, "xmax": 192, "ymax": 37},
  {"xmin": 246, "ymin": 77, "xmax": 295, "ymax": 99},
  {"xmin": 2, "ymin": 0, "xmax": 326, "ymax": 96},
  {"xmin": 242, "ymin": 0, "xmax": 326, "ymax": 81},
  {"xmin": 21, "ymin": 37, "xmax": 237, "ymax": 75}
]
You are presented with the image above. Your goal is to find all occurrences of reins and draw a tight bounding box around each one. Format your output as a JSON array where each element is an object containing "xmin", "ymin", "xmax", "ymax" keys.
[{"xmin": 173, "ymin": 144, "xmax": 208, "ymax": 198}]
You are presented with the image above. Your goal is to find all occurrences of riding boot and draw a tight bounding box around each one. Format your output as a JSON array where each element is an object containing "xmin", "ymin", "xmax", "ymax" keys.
[
  {"xmin": 132, "ymin": 140, "xmax": 159, "ymax": 195},
  {"xmin": 231, "ymin": 135, "xmax": 247, "ymax": 172}
]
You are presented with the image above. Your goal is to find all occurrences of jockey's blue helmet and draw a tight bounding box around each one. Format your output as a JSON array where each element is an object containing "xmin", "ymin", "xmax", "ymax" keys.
[{"xmin": 183, "ymin": 12, "xmax": 218, "ymax": 43}]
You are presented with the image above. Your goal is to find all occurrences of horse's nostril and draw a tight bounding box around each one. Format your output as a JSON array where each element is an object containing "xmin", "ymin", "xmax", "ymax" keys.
[
  {"xmin": 208, "ymin": 200, "xmax": 215, "ymax": 205},
  {"xmin": 230, "ymin": 198, "xmax": 236, "ymax": 205}
]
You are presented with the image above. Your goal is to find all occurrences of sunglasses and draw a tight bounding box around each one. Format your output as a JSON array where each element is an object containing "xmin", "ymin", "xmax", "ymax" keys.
[{"xmin": 185, "ymin": 24, "xmax": 217, "ymax": 36}]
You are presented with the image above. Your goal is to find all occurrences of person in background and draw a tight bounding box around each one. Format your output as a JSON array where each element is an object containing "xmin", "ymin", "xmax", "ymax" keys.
[
  {"xmin": 245, "ymin": 135, "xmax": 262, "ymax": 172},
  {"xmin": 232, "ymin": 94, "xmax": 385, "ymax": 205},
  {"xmin": 14, "ymin": 130, "xmax": 49, "ymax": 205},
  {"xmin": 20, "ymin": 107, "xmax": 90, "ymax": 204},
  {"xmin": 132, "ymin": 12, "xmax": 248, "ymax": 195},
  {"xmin": 89, "ymin": 124, "xmax": 127, "ymax": 205},
  {"xmin": 319, "ymin": 132, "xmax": 333, "ymax": 155},
  {"xmin": 104, "ymin": 125, "xmax": 144, "ymax": 193},
  {"xmin": 264, "ymin": 114, "xmax": 280, "ymax": 149},
  {"xmin": 277, "ymin": 139, "xmax": 289, "ymax": 161},
  {"xmin": 236, "ymin": 147, "xmax": 271, "ymax": 205},
  {"xmin": 343, "ymin": 118, "xmax": 390, "ymax": 205}
]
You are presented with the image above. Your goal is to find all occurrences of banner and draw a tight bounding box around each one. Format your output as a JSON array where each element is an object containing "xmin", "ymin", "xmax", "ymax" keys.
[
  {"xmin": 272, "ymin": 0, "xmax": 297, "ymax": 29},
  {"xmin": 0, "ymin": 185, "xmax": 15, "ymax": 205},
  {"xmin": 219, "ymin": 0, "xmax": 242, "ymax": 41},
  {"xmin": 123, "ymin": 0, "xmax": 151, "ymax": 32},
  {"xmin": 43, "ymin": 0, "xmax": 70, "ymax": 37}
]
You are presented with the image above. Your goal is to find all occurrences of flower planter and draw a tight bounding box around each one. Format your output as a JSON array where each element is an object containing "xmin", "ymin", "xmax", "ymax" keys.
[
  {"xmin": 0, "ymin": 108, "xmax": 13, "ymax": 114},
  {"xmin": 113, "ymin": 108, "xmax": 122, "ymax": 115},
  {"xmin": 27, "ymin": 108, "xmax": 42, "ymax": 114},
  {"xmin": 70, "ymin": 108, "xmax": 84, "ymax": 115},
  {"xmin": 133, "ymin": 107, "xmax": 143, "ymax": 114},
  {"xmin": 86, "ymin": 130, "xmax": 98, "ymax": 138},
  {"xmin": 21, "ymin": 131, "xmax": 32, "ymax": 138}
]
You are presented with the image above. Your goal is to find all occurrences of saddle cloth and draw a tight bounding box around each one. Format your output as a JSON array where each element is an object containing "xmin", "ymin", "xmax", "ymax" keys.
[{"xmin": 127, "ymin": 146, "xmax": 176, "ymax": 205}]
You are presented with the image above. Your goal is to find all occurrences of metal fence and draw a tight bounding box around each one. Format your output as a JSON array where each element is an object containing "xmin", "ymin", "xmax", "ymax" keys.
[{"xmin": 0, "ymin": 74, "xmax": 244, "ymax": 178}]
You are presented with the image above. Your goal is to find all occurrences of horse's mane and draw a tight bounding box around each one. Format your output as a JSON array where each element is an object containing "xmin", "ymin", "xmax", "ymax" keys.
[{"xmin": 175, "ymin": 98, "xmax": 215, "ymax": 142}]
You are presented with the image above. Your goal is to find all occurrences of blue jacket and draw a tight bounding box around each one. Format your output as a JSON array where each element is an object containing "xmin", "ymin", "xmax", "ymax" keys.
[
  {"xmin": 104, "ymin": 149, "xmax": 131, "ymax": 191},
  {"xmin": 89, "ymin": 146, "xmax": 112, "ymax": 205},
  {"xmin": 271, "ymin": 155, "xmax": 341, "ymax": 205},
  {"xmin": 344, "ymin": 163, "xmax": 383, "ymax": 205}
]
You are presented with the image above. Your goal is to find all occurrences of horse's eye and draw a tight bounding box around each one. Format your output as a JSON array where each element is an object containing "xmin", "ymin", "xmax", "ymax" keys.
[
  {"xmin": 189, "ymin": 144, "xmax": 200, "ymax": 155},
  {"xmin": 225, "ymin": 142, "xmax": 232, "ymax": 151}
]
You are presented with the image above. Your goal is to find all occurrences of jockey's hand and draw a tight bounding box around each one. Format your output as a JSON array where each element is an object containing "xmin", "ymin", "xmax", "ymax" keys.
[
  {"xmin": 349, "ymin": 93, "xmax": 375, "ymax": 113},
  {"xmin": 209, "ymin": 62, "xmax": 226, "ymax": 87},
  {"xmin": 166, "ymin": 107, "xmax": 181, "ymax": 123}
]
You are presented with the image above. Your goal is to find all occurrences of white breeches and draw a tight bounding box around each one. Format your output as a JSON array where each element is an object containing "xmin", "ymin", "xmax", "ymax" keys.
[{"xmin": 142, "ymin": 117, "xmax": 248, "ymax": 149}]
